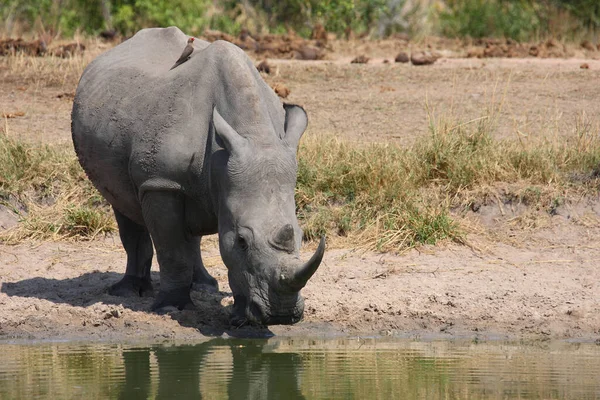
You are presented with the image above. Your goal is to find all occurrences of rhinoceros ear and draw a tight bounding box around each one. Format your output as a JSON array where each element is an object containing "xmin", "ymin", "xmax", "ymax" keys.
[
  {"xmin": 213, "ymin": 107, "xmax": 247, "ymax": 155},
  {"xmin": 283, "ymin": 104, "xmax": 308, "ymax": 148}
]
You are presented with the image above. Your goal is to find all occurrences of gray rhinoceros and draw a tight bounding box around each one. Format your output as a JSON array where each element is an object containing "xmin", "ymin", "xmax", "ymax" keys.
[{"xmin": 71, "ymin": 27, "xmax": 324, "ymax": 326}]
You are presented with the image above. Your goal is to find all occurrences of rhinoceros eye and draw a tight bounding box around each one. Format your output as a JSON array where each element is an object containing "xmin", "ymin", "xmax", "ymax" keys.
[{"xmin": 238, "ymin": 234, "xmax": 249, "ymax": 251}]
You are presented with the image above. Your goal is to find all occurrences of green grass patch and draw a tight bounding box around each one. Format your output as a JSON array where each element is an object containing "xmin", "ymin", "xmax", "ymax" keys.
[{"xmin": 1, "ymin": 115, "xmax": 599, "ymax": 250}]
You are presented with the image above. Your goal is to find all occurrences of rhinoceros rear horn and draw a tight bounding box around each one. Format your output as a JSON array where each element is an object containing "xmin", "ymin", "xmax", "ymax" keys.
[{"xmin": 286, "ymin": 236, "xmax": 325, "ymax": 291}]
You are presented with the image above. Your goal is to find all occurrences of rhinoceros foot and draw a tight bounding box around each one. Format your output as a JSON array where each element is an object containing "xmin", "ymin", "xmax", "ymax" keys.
[
  {"xmin": 191, "ymin": 275, "xmax": 219, "ymax": 293},
  {"xmin": 151, "ymin": 288, "xmax": 194, "ymax": 312},
  {"xmin": 109, "ymin": 275, "xmax": 153, "ymax": 297}
]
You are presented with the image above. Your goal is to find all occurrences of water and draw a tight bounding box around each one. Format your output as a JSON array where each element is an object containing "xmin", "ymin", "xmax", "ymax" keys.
[{"xmin": 0, "ymin": 338, "xmax": 599, "ymax": 399}]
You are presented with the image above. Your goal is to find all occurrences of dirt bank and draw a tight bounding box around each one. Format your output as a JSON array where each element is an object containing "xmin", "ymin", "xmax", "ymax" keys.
[{"xmin": 1, "ymin": 206, "xmax": 599, "ymax": 342}]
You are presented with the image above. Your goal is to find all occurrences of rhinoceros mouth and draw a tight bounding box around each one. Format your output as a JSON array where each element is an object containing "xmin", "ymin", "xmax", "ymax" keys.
[{"xmin": 229, "ymin": 296, "xmax": 304, "ymax": 327}]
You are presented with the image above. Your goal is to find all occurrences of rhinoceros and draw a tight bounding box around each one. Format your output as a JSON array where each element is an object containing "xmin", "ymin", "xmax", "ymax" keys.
[{"xmin": 71, "ymin": 27, "xmax": 325, "ymax": 326}]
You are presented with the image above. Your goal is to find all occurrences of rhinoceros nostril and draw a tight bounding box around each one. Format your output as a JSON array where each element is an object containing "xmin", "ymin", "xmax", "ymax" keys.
[{"xmin": 248, "ymin": 300, "xmax": 266, "ymax": 324}]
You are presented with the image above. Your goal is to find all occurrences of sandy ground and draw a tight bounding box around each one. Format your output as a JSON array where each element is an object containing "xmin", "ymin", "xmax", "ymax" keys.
[
  {"xmin": 1, "ymin": 215, "xmax": 599, "ymax": 342},
  {"xmin": 1, "ymin": 40, "xmax": 600, "ymax": 342}
]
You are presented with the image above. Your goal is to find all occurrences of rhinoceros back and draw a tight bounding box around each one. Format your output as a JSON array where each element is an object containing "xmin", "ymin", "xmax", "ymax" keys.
[{"xmin": 72, "ymin": 27, "xmax": 205, "ymax": 223}]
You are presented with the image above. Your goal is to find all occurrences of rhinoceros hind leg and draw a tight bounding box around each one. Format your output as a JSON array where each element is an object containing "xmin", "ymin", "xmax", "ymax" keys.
[
  {"xmin": 192, "ymin": 237, "xmax": 219, "ymax": 293},
  {"xmin": 109, "ymin": 207, "xmax": 154, "ymax": 297},
  {"xmin": 109, "ymin": 274, "xmax": 154, "ymax": 297}
]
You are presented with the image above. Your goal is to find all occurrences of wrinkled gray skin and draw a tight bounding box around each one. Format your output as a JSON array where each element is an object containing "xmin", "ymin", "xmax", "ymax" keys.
[{"xmin": 71, "ymin": 27, "xmax": 325, "ymax": 326}]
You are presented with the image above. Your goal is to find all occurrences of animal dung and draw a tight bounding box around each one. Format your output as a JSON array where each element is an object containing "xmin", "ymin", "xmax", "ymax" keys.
[
  {"xmin": 0, "ymin": 38, "xmax": 47, "ymax": 56},
  {"xmin": 57, "ymin": 92, "xmax": 76, "ymax": 100},
  {"xmin": 394, "ymin": 52, "xmax": 409, "ymax": 63},
  {"xmin": 99, "ymin": 29, "xmax": 118, "ymax": 41},
  {"xmin": 580, "ymin": 63, "xmax": 590, "ymax": 69},
  {"xmin": 581, "ymin": 40, "xmax": 596, "ymax": 51},
  {"xmin": 271, "ymin": 83, "xmax": 290, "ymax": 98},
  {"xmin": 52, "ymin": 42, "xmax": 86, "ymax": 58},
  {"xmin": 295, "ymin": 46, "xmax": 322, "ymax": 60},
  {"xmin": 467, "ymin": 38, "xmax": 570, "ymax": 59},
  {"xmin": 351, "ymin": 55, "xmax": 369, "ymax": 64},
  {"xmin": 257, "ymin": 60, "xmax": 271, "ymax": 74},
  {"xmin": 410, "ymin": 51, "xmax": 438, "ymax": 66}
]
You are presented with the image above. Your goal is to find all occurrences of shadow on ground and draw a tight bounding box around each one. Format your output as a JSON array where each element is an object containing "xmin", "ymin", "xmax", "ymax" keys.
[{"xmin": 1, "ymin": 272, "xmax": 274, "ymax": 338}]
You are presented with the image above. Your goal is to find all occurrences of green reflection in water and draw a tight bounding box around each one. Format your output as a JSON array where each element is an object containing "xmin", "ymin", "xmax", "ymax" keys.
[{"xmin": 0, "ymin": 338, "xmax": 599, "ymax": 399}]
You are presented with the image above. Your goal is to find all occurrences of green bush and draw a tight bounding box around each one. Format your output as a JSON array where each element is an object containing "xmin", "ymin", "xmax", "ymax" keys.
[
  {"xmin": 440, "ymin": 0, "xmax": 542, "ymax": 41},
  {"xmin": 112, "ymin": 0, "xmax": 212, "ymax": 36},
  {"xmin": 2, "ymin": 0, "xmax": 600, "ymax": 48},
  {"xmin": 551, "ymin": 0, "xmax": 600, "ymax": 30}
]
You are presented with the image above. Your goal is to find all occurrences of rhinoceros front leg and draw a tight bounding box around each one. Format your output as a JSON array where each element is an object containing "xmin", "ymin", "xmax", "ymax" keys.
[
  {"xmin": 142, "ymin": 191, "xmax": 197, "ymax": 311},
  {"xmin": 109, "ymin": 207, "xmax": 154, "ymax": 297}
]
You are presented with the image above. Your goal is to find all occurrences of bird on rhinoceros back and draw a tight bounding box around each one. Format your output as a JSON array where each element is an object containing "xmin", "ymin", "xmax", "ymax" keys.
[{"xmin": 170, "ymin": 37, "xmax": 195, "ymax": 70}]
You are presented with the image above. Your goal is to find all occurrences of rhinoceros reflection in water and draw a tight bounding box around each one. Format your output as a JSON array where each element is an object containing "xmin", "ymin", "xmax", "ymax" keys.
[
  {"xmin": 115, "ymin": 340, "xmax": 305, "ymax": 400},
  {"xmin": 71, "ymin": 26, "xmax": 325, "ymax": 326}
]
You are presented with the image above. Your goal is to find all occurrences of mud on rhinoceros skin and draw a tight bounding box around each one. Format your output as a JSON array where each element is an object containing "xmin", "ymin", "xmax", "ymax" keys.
[{"xmin": 71, "ymin": 26, "xmax": 325, "ymax": 326}]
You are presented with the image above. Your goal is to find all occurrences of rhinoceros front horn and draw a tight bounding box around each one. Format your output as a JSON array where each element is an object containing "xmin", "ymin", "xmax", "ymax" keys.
[{"xmin": 286, "ymin": 236, "xmax": 326, "ymax": 291}]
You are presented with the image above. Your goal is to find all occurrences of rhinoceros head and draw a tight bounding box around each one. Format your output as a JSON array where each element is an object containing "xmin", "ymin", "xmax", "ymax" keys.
[{"xmin": 211, "ymin": 104, "xmax": 324, "ymax": 326}]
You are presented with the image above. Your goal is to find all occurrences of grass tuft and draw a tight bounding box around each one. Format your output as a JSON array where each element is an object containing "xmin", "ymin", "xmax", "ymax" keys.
[
  {"xmin": 297, "ymin": 111, "xmax": 600, "ymax": 251},
  {"xmin": 0, "ymin": 132, "xmax": 114, "ymax": 243}
]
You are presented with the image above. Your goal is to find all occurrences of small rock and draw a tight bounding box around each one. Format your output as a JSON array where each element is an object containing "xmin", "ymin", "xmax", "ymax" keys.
[
  {"xmin": 351, "ymin": 55, "xmax": 369, "ymax": 64},
  {"xmin": 580, "ymin": 63, "xmax": 590, "ymax": 69},
  {"xmin": 410, "ymin": 51, "xmax": 438, "ymax": 66},
  {"xmin": 382, "ymin": 59, "xmax": 389, "ymax": 64},
  {"xmin": 271, "ymin": 83, "xmax": 290, "ymax": 98},
  {"xmin": 56, "ymin": 92, "xmax": 75, "ymax": 100},
  {"xmin": 394, "ymin": 52, "xmax": 409, "ymax": 63},
  {"xmin": 256, "ymin": 60, "xmax": 271, "ymax": 74},
  {"xmin": 529, "ymin": 45, "xmax": 539, "ymax": 57},
  {"xmin": 99, "ymin": 29, "xmax": 117, "ymax": 41},
  {"xmin": 295, "ymin": 46, "xmax": 321, "ymax": 60}
]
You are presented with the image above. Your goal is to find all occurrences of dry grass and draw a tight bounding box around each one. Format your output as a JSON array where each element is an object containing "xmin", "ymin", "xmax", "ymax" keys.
[
  {"xmin": 0, "ymin": 132, "xmax": 115, "ymax": 243},
  {"xmin": 296, "ymin": 108, "xmax": 600, "ymax": 251},
  {"xmin": 0, "ymin": 40, "xmax": 105, "ymax": 88},
  {"xmin": 1, "ymin": 108, "xmax": 599, "ymax": 248}
]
